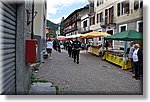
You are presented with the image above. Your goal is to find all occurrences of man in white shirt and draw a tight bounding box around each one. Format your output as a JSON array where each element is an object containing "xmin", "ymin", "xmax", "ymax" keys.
[
  {"xmin": 132, "ymin": 44, "xmax": 140, "ymax": 80},
  {"xmin": 46, "ymin": 39, "xmax": 53, "ymax": 59}
]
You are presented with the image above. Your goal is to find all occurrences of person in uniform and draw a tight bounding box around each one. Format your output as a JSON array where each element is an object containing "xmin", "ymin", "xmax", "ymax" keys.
[
  {"xmin": 72, "ymin": 38, "xmax": 81, "ymax": 64},
  {"xmin": 68, "ymin": 40, "xmax": 73, "ymax": 57}
]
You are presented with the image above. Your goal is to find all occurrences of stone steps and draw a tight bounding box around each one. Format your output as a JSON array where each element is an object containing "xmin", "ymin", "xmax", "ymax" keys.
[{"xmin": 28, "ymin": 83, "xmax": 56, "ymax": 95}]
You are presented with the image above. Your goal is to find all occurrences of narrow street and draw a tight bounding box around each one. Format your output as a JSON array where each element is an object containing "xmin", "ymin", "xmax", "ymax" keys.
[{"xmin": 35, "ymin": 49, "xmax": 142, "ymax": 95}]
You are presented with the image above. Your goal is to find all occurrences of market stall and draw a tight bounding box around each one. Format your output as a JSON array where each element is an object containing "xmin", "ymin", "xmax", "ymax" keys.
[
  {"xmin": 57, "ymin": 36, "xmax": 66, "ymax": 41},
  {"xmin": 80, "ymin": 32, "xmax": 110, "ymax": 56},
  {"xmin": 102, "ymin": 49, "xmax": 131, "ymax": 69},
  {"xmin": 65, "ymin": 34, "xmax": 82, "ymax": 39},
  {"xmin": 104, "ymin": 29, "xmax": 143, "ymax": 69},
  {"xmin": 88, "ymin": 46, "xmax": 102, "ymax": 56}
]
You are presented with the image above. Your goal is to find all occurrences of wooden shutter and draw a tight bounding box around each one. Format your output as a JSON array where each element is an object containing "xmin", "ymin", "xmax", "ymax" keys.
[{"xmin": 117, "ymin": 3, "xmax": 120, "ymax": 16}]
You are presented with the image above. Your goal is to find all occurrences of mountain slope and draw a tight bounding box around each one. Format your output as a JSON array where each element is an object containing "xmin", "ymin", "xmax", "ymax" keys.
[{"xmin": 46, "ymin": 20, "xmax": 59, "ymax": 35}]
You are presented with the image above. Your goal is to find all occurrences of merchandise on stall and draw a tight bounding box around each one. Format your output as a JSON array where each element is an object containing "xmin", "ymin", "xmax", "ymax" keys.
[{"xmin": 103, "ymin": 29, "xmax": 143, "ymax": 69}]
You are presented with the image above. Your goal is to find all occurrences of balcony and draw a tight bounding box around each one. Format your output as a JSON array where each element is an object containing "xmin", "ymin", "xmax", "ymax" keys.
[
  {"xmin": 88, "ymin": 6, "xmax": 95, "ymax": 16},
  {"xmin": 64, "ymin": 26, "xmax": 78, "ymax": 34},
  {"xmin": 78, "ymin": 26, "xmax": 90, "ymax": 33},
  {"xmin": 100, "ymin": 17, "xmax": 116, "ymax": 28},
  {"xmin": 77, "ymin": 15, "xmax": 83, "ymax": 20}
]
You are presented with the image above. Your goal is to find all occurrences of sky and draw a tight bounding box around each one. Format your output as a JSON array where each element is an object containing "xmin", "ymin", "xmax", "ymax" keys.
[{"xmin": 46, "ymin": 0, "xmax": 89, "ymax": 24}]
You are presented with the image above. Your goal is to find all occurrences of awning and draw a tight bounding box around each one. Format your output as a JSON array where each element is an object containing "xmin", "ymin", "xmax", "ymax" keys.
[
  {"xmin": 104, "ymin": 29, "xmax": 143, "ymax": 41},
  {"xmin": 80, "ymin": 32, "xmax": 110, "ymax": 38},
  {"xmin": 57, "ymin": 36, "xmax": 66, "ymax": 41},
  {"xmin": 65, "ymin": 34, "xmax": 82, "ymax": 39}
]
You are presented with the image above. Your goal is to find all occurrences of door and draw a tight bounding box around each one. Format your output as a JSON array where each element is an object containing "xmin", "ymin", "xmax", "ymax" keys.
[{"xmin": 0, "ymin": 1, "xmax": 17, "ymax": 95}]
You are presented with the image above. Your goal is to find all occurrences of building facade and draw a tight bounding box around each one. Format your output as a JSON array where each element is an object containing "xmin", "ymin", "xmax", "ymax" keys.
[
  {"xmin": 88, "ymin": 0, "xmax": 143, "ymax": 48},
  {"xmin": 63, "ymin": 5, "xmax": 89, "ymax": 36},
  {"xmin": 46, "ymin": 27, "xmax": 50, "ymax": 34},
  {"xmin": 33, "ymin": 0, "xmax": 47, "ymax": 62},
  {"xmin": 0, "ymin": 0, "xmax": 34, "ymax": 94},
  {"xmin": 80, "ymin": 14, "xmax": 91, "ymax": 34},
  {"xmin": 56, "ymin": 26, "xmax": 60, "ymax": 37}
]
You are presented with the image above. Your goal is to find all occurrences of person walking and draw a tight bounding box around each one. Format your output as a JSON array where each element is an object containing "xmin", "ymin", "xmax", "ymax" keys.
[
  {"xmin": 128, "ymin": 42, "xmax": 135, "ymax": 74},
  {"xmin": 68, "ymin": 40, "xmax": 73, "ymax": 57},
  {"xmin": 46, "ymin": 38, "xmax": 53, "ymax": 60},
  {"xmin": 72, "ymin": 38, "xmax": 81, "ymax": 64},
  {"xmin": 132, "ymin": 44, "xmax": 143, "ymax": 80},
  {"xmin": 53, "ymin": 39, "xmax": 57, "ymax": 51},
  {"xmin": 57, "ymin": 40, "xmax": 61, "ymax": 53}
]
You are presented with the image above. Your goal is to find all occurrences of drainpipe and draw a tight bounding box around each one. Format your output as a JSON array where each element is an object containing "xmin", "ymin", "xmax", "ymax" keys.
[{"xmin": 31, "ymin": 0, "xmax": 34, "ymax": 39}]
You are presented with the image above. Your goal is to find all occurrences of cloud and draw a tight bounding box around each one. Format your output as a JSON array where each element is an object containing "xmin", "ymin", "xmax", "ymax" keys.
[
  {"xmin": 46, "ymin": 0, "xmax": 88, "ymax": 23},
  {"xmin": 46, "ymin": 0, "xmax": 88, "ymax": 15},
  {"xmin": 48, "ymin": 15, "xmax": 67, "ymax": 24}
]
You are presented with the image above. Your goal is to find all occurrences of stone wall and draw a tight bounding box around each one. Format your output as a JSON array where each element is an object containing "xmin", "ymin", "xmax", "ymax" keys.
[{"xmin": 16, "ymin": 0, "xmax": 33, "ymax": 94}]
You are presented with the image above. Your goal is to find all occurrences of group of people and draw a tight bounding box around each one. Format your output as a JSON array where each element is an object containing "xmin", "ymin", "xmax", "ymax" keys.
[
  {"xmin": 129, "ymin": 42, "xmax": 143, "ymax": 80},
  {"xmin": 45, "ymin": 37, "xmax": 82, "ymax": 64},
  {"xmin": 67, "ymin": 38, "xmax": 81, "ymax": 64},
  {"xmin": 46, "ymin": 38, "xmax": 63, "ymax": 60},
  {"xmin": 46, "ymin": 38, "xmax": 143, "ymax": 74}
]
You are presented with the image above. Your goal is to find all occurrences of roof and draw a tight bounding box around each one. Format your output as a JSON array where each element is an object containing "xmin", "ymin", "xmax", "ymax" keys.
[{"xmin": 63, "ymin": 5, "xmax": 89, "ymax": 22}]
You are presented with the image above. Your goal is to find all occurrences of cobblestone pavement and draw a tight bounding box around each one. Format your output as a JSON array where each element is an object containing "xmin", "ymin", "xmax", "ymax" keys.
[{"xmin": 36, "ymin": 49, "xmax": 142, "ymax": 95}]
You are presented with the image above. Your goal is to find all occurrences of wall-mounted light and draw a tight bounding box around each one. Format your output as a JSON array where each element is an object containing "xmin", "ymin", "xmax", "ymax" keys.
[{"xmin": 26, "ymin": 9, "xmax": 38, "ymax": 25}]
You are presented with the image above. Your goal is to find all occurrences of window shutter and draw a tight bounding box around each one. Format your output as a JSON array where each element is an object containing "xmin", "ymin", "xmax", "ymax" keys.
[
  {"xmin": 105, "ymin": 9, "xmax": 108, "ymax": 24},
  {"xmin": 117, "ymin": 3, "xmax": 120, "ymax": 16},
  {"xmin": 93, "ymin": 16, "xmax": 95, "ymax": 25},
  {"xmin": 97, "ymin": 14, "xmax": 99, "ymax": 23},
  {"xmin": 134, "ymin": 0, "xmax": 139, "ymax": 10},
  {"xmin": 140, "ymin": 1, "xmax": 143, "ymax": 9},
  {"xmin": 124, "ymin": 0, "xmax": 129, "ymax": 14},
  {"xmin": 109, "ymin": 7, "xmax": 114, "ymax": 24}
]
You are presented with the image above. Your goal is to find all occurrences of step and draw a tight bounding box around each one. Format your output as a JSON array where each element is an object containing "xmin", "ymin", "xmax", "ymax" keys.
[{"xmin": 29, "ymin": 83, "xmax": 56, "ymax": 95}]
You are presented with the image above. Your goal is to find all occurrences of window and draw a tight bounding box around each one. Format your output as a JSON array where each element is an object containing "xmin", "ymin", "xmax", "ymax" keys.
[
  {"xmin": 109, "ymin": 6, "xmax": 114, "ymax": 24},
  {"xmin": 97, "ymin": 0, "xmax": 100, "ymax": 6},
  {"xmin": 120, "ymin": 2, "xmax": 124, "ymax": 15},
  {"xmin": 137, "ymin": 21, "xmax": 143, "ymax": 33},
  {"xmin": 120, "ymin": 26, "xmax": 126, "ymax": 32},
  {"xmin": 90, "ymin": 18, "xmax": 92, "ymax": 26},
  {"xmin": 90, "ymin": 16, "xmax": 95, "ymax": 25},
  {"xmin": 105, "ymin": 9, "xmax": 108, "ymax": 24},
  {"xmin": 83, "ymin": 20, "xmax": 87, "ymax": 28},
  {"xmin": 107, "ymin": 30, "xmax": 113, "ymax": 35},
  {"xmin": 119, "ymin": 24, "xmax": 127, "ymax": 32},
  {"xmin": 97, "ymin": 13, "xmax": 100, "ymax": 23},
  {"xmin": 100, "ymin": 0, "xmax": 104, "ymax": 5},
  {"xmin": 100, "ymin": 12, "xmax": 103, "ymax": 22},
  {"xmin": 117, "ymin": 0, "xmax": 130, "ymax": 16},
  {"xmin": 105, "ymin": 6, "xmax": 113, "ymax": 24},
  {"xmin": 117, "ymin": 3, "xmax": 120, "ymax": 16},
  {"xmin": 97, "ymin": 12, "xmax": 103, "ymax": 23},
  {"xmin": 97, "ymin": 0, "xmax": 104, "ymax": 6},
  {"xmin": 134, "ymin": 0, "xmax": 143, "ymax": 10},
  {"xmin": 93, "ymin": 16, "xmax": 95, "ymax": 25},
  {"xmin": 124, "ymin": 0, "xmax": 129, "ymax": 14}
]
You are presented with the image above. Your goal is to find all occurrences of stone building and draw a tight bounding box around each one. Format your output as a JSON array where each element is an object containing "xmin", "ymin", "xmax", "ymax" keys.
[
  {"xmin": 63, "ymin": 5, "xmax": 89, "ymax": 36},
  {"xmin": 0, "ymin": 0, "xmax": 47, "ymax": 95},
  {"xmin": 88, "ymin": 0, "xmax": 143, "ymax": 48},
  {"xmin": 0, "ymin": 0, "xmax": 33, "ymax": 95},
  {"xmin": 33, "ymin": 0, "xmax": 47, "ymax": 62}
]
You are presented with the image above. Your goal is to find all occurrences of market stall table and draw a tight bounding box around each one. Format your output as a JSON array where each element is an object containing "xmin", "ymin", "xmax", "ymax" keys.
[
  {"xmin": 102, "ymin": 50, "xmax": 131, "ymax": 70},
  {"xmin": 88, "ymin": 46, "xmax": 101, "ymax": 56},
  {"xmin": 104, "ymin": 29, "xmax": 143, "ymax": 70}
]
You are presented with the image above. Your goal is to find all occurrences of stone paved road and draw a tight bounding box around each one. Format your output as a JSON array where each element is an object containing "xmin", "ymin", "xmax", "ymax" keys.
[{"xmin": 36, "ymin": 49, "xmax": 142, "ymax": 95}]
